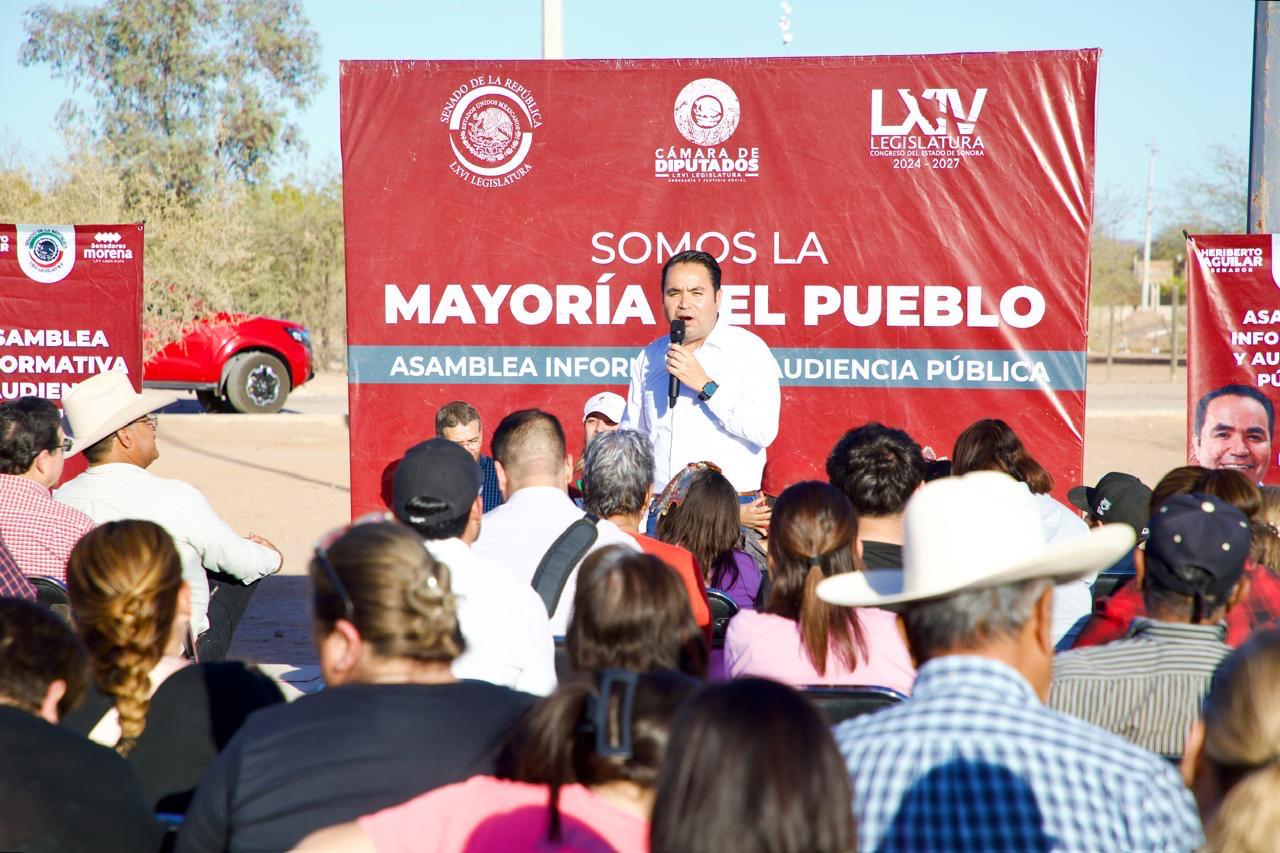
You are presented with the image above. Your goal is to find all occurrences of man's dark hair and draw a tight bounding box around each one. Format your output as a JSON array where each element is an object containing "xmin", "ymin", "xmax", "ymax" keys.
[
  {"xmin": 398, "ymin": 496, "xmax": 469, "ymax": 541},
  {"xmin": 825, "ymin": 422, "xmax": 926, "ymax": 517},
  {"xmin": 0, "ymin": 598, "xmax": 88, "ymax": 718},
  {"xmin": 492, "ymin": 409, "xmax": 567, "ymax": 481},
  {"xmin": 1195, "ymin": 384, "xmax": 1275, "ymax": 438},
  {"xmin": 1143, "ymin": 563, "xmax": 1237, "ymax": 624},
  {"xmin": 0, "ymin": 397, "xmax": 61, "ymax": 475},
  {"xmin": 435, "ymin": 400, "xmax": 481, "ymax": 436},
  {"xmin": 661, "ymin": 250, "xmax": 721, "ymax": 293}
]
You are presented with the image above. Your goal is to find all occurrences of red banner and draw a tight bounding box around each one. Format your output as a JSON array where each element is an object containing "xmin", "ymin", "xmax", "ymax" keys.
[
  {"xmin": 0, "ymin": 223, "xmax": 144, "ymax": 399},
  {"xmin": 1187, "ymin": 233, "xmax": 1280, "ymax": 483},
  {"xmin": 341, "ymin": 52, "xmax": 1098, "ymax": 517}
]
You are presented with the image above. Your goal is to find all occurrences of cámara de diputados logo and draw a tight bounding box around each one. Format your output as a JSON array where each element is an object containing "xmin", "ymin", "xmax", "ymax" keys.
[
  {"xmin": 17, "ymin": 225, "xmax": 75, "ymax": 284},
  {"xmin": 440, "ymin": 75, "xmax": 543, "ymax": 188},
  {"xmin": 655, "ymin": 78, "xmax": 760, "ymax": 184}
]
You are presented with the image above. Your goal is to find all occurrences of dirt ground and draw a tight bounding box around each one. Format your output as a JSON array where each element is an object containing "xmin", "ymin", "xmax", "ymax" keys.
[{"xmin": 146, "ymin": 363, "xmax": 1190, "ymax": 668}]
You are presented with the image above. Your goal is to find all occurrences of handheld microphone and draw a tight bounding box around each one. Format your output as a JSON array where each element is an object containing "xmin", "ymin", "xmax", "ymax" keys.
[{"xmin": 668, "ymin": 319, "xmax": 686, "ymax": 409}]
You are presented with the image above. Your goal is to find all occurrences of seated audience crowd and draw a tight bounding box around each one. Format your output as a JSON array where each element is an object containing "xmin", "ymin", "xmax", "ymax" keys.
[{"xmin": 5, "ymin": 391, "xmax": 1280, "ymax": 852}]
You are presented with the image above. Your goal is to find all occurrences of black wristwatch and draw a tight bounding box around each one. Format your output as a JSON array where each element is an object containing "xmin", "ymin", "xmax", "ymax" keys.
[{"xmin": 698, "ymin": 381, "xmax": 719, "ymax": 401}]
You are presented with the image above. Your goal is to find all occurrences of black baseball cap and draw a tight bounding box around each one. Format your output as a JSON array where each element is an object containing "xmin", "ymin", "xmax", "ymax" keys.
[
  {"xmin": 1144, "ymin": 493, "xmax": 1249, "ymax": 599},
  {"xmin": 392, "ymin": 438, "xmax": 483, "ymax": 526},
  {"xmin": 1068, "ymin": 472, "xmax": 1153, "ymax": 539}
]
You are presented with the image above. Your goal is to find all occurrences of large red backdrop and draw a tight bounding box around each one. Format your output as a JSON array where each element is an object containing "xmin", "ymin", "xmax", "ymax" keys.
[{"xmin": 341, "ymin": 51, "xmax": 1099, "ymax": 516}]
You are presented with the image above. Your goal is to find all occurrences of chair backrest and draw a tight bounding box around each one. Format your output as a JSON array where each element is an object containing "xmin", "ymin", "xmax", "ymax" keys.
[
  {"xmin": 553, "ymin": 636, "xmax": 572, "ymax": 680},
  {"xmin": 1092, "ymin": 568, "xmax": 1135, "ymax": 604},
  {"xmin": 29, "ymin": 576, "xmax": 70, "ymax": 623},
  {"xmin": 706, "ymin": 588, "xmax": 739, "ymax": 649},
  {"xmin": 801, "ymin": 685, "xmax": 907, "ymax": 726}
]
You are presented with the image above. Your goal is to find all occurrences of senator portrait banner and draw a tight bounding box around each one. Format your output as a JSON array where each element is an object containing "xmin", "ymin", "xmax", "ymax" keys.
[
  {"xmin": 0, "ymin": 223, "xmax": 144, "ymax": 402},
  {"xmin": 341, "ymin": 51, "xmax": 1099, "ymax": 516},
  {"xmin": 1187, "ymin": 233, "xmax": 1280, "ymax": 484}
]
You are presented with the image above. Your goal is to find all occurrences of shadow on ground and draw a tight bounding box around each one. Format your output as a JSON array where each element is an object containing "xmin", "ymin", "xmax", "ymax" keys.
[{"xmin": 227, "ymin": 575, "xmax": 317, "ymax": 667}]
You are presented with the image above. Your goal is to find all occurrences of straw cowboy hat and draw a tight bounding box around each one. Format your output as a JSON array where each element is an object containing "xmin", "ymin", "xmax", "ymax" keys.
[
  {"xmin": 63, "ymin": 372, "xmax": 177, "ymax": 456},
  {"xmin": 817, "ymin": 470, "xmax": 1135, "ymax": 608}
]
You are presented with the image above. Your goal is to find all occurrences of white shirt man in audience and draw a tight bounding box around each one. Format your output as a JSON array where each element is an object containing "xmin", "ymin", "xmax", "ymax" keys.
[
  {"xmin": 1051, "ymin": 493, "xmax": 1246, "ymax": 755},
  {"xmin": 391, "ymin": 437, "xmax": 556, "ymax": 695},
  {"xmin": 0, "ymin": 397, "xmax": 93, "ymax": 581},
  {"xmin": 818, "ymin": 471, "xmax": 1201, "ymax": 851},
  {"xmin": 55, "ymin": 372, "xmax": 281, "ymax": 660},
  {"xmin": 472, "ymin": 409, "xmax": 638, "ymax": 634},
  {"xmin": 621, "ymin": 249, "xmax": 780, "ymax": 496}
]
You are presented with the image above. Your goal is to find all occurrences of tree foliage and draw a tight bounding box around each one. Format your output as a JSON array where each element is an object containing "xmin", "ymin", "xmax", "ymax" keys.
[{"xmin": 20, "ymin": 0, "xmax": 322, "ymax": 202}]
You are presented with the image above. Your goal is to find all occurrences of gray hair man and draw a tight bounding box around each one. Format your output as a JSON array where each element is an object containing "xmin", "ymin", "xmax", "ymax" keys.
[
  {"xmin": 581, "ymin": 430, "xmax": 710, "ymax": 633},
  {"xmin": 818, "ymin": 471, "xmax": 1200, "ymax": 851}
]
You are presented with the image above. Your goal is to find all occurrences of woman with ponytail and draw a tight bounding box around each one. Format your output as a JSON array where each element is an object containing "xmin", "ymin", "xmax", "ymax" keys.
[
  {"xmin": 61, "ymin": 520, "xmax": 283, "ymax": 811},
  {"xmin": 178, "ymin": 521, "xmax": 534, "ymax": 852},
  {"xmin": 724, "ymin": 481, "xmax": 915, "ymax": 692},
  {"xmin": 301, "ymin": 669, "xmax": 699, "ymax": 852},
  {"xmin": 1183, "ymin": 628, "xmax": 1280, "ymax": 852}
]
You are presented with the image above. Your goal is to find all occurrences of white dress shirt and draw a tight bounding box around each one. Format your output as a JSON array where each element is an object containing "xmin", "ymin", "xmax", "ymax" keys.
[
  {"xmin": 472, "ymin": 486, "xmax": 640, "ymax": 634},
  {"xmin": 621, "ymin": 319, "xmax": 780, "ymax": 493},
  {"xmin": 55, "ymin": 463, "xmax": 282, "ymax": 637},
  {"xmin": 1025, "ymin": 486, "xmax": 1094, "ymax": 646},
  {"xmin": 424, "ymin": 536, "xmax": 557, "ymax": 696}
]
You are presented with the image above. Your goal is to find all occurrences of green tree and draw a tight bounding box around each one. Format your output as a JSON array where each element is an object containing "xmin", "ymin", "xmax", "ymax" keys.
[{"xmin": 19, "ymin": 0, "xmax": 322, "ymax": 202}]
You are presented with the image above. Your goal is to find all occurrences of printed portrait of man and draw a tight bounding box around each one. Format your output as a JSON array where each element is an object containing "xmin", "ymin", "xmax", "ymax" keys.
[{"xmin": 1191, "ymin": 383, "xmax": 1275, "ymax": 482}]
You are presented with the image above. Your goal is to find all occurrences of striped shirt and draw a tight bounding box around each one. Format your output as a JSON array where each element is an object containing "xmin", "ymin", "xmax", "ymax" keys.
[
  {"xmin": 1051, "ymin": 617, "xmax": 1230, "ymax": 756},
  {"xmin": 836, "ymin": 656, "xmax": 1201, "ymax": 852}
]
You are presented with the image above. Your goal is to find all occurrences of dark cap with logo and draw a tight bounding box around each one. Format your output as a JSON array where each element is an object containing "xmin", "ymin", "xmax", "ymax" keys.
[
  {"xmin": 1144, "ymin": 492, "xmax": 1249, "ymax": 599},
  {"xmin": 392, "ymin": 438, "xmax": 483, "ymax": 526},
  {"xmin": 1068, "ymin": 472, "xmax": 1153, "ymax": 540}
]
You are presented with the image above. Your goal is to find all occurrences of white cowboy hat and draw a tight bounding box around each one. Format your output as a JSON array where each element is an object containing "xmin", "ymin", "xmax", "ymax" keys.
[
  {"xmin": 817, "ymin": 470, "xmax": 1135, "ymax": 608},
  {"xmin": 63, "ymin": 372, "xmax": 176, "ymax": 456}
]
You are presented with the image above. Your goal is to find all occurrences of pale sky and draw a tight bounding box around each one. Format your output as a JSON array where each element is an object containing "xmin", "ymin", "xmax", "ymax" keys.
[{"xmin": 0, "ymin": 0, "xmax": 1257, "ymax": 241}]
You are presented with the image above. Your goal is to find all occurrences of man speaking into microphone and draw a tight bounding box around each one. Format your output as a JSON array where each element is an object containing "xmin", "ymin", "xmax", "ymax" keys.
[{"xmin": 620, "ymin": 249, "xmax": 781, "ymax": 507}]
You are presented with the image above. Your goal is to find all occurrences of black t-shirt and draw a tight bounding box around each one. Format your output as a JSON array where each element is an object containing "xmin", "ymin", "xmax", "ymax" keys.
[
  {"xmin": 861, "ymin": 540, "xmax": 904, "ymax": 570},
  {"xmin": 62, "ymin": 661, "xmax": 285, "ymax": 812},
  {"xmin": 176, "ymin": 680, "xmax": 536, "ymax": 853},
  {"xmin": 0, "ymin": 705, "xmax": 160, "ymax": 853}
]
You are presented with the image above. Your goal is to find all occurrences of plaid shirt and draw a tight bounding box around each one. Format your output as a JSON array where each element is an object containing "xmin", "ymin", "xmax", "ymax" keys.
[
  {"xmin": 478, "ymin": 455, "xmax": 504, "ymax": 513},
  {"xmin": 0, "ymin": 474, "xmax": 94, "ymax": 582},
  {"xmin": 836, "ymin": 656, "xmax": 1201, "ymax": 852},
  {"xmin": 0, "ymin": 537, "xmax": 35, "ymax": 600},
  {"xmin": 1074, "ymin": 559, "xmax": 1280, "ymax": 649}
]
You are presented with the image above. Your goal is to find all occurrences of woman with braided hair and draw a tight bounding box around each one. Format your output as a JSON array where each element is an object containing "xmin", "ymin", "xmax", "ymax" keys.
[
  {"xmin": 177, "ymin": 521, "xmax": 534, "ymax": 852},
  {"xmin": 724, "ymin": 481, "xmax": 915, "ymax": 692},
  {"xmin": 61, "ymin": 519, "xmax": 283, "ymax": 812}
]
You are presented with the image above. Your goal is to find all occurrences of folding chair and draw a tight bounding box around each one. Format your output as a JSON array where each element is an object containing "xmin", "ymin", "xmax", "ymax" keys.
[{"xmin": 801, "ymin": 685, "xmax": 907, "ymax": 726}]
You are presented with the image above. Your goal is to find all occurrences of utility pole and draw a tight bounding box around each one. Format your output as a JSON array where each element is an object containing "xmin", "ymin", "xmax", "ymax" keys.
[
  {"xmin": 542, "ymin": 0, "xmax": 564, "ymax": 60},
  {"xmin": 1249, "ymin": 0, "xmax": 1279, "ymax": 232},
  {"xmin": 1140, "ymin": 141, "xmax": 1157, "ymax": 310}
]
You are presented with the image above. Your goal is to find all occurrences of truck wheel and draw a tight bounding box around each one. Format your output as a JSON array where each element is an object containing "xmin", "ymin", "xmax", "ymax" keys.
[
  {"xmin": 196, "ymin": 390, "xmax": 232, "ymax": 413},
  {"xmin": 225, "ymin": 352, "xmax": 290, "ymax": 414}
]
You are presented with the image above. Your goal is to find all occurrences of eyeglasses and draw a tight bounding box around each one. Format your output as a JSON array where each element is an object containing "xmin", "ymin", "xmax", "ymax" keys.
[
  {"xmin": 128, "ymin": 414, "xmax": 159, "ymax": 430},
  {"xmin": 313, "ymin": 543, "xmax": 356, "ymax": 624},
  {"xmin": 57, "ymin": 437, "xmax": 73, "ymax": 453},
  {"xmin": 311, "ymin": 512, "xmax": 391, "ymax": 624}
]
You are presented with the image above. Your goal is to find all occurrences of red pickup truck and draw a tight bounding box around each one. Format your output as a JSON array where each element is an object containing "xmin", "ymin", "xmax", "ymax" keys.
[{"xmin": 143, "ymin": 314, "xmax": 314, "ymax": 413}]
